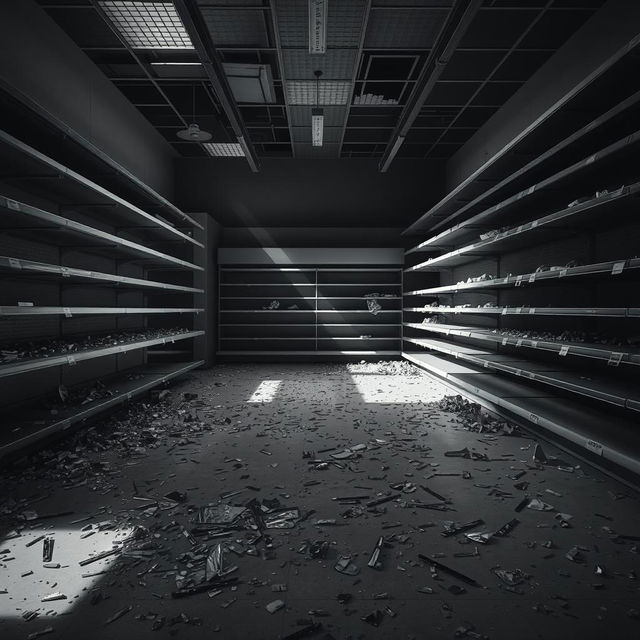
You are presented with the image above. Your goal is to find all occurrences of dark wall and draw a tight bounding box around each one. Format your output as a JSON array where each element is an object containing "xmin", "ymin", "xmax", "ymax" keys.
[
  {"xmin": 175, "ymin": 158, "xmax": 445, "ymax": 228},
  {"xmin": 0, "ymin": 0, "xmax": 176, "ymax": 199},
  {"xmin": 446, "ymin": 0, "xmax": 640, "ymax": 192}
]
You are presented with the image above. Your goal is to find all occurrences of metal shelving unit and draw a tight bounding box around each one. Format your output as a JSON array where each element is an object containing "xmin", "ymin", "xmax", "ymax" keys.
[
  {"xmin": 217, "ymin": 266, "xmax": 402, "ymax": 355},
  {"xmin": 404, "ymin": 35, "xmax": 640, "ymax": 236},
  {"xmin": 401, "ymin": 40, "xmax": 640, "ymax": 475},
  {"xmin": 0, "ymin": 119, "xmax": 207, "ymax": 456}
]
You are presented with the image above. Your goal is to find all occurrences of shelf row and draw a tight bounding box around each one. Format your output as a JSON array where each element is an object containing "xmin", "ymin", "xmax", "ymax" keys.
[
  {"xmin": 405, "ymin": 257, "xmax": 640, "ymax": 296},
  {"xmin": 0, "ymin": 360, "xmax": 203, "ymax": 459},
  {"xmin": 0, "ymin": 128, "xmax": 202, "ymax": 247},
  {"xmin": 220, "ymin": 296, "xmax": 401, "ymax": 300},
  {"xmin": 403, "ymin": 322, "xmax": 640, "ymax": 366},
  {"xmin": 402, "ymin": 350, "xmax": 640, "ymax": 477},
  {"xmin": 0, "ymin": 329, "xmax": 204, "ymax": 379},
  {"xmin": 403, "ymin": 336, "xmax": 640, "ymax": 413},
  {"xmin": 406, "ymin": 182, "xmax": 639, "ymax": 272},
  {"xmin": 404, "ymin": 306, "xmax": 640, "ymax": 318},
  {"xmin": 0, "ymin": 255, "xmax": 204, "ymax": 293},
  {"xmin": 404, "ymin": 35, "xmax": 640, "ymax": 235},
  {"xmin": 0, "ymin": 195, "xmax": 203, "ymax": 271},
  {"xmin": 0, "ymin": 306, "xmax": 203, "ymax": 316},
  {"xmin": 408, "ymin": 127, "xmax": 639, "ymax": 254}
]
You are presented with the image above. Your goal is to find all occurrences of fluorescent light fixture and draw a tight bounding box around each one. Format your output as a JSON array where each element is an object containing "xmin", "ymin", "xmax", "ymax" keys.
[
  {"xmin": 203, "ymin": 142, "xmax": 245, "ymax": 157},
  {"xmin": 98, "ymin": 1, "xmax": 193, "ymax": 49},
  {"xmin": 312, "ymin": 107, "xmax": 324, "ymax": 147},
  {"xmin": 287, "ymin": 81, "xmax": 351, "ymax": 105},
  {"xmin": 308, "ymin": 0, "xmax": 328, "ymax": 54}
]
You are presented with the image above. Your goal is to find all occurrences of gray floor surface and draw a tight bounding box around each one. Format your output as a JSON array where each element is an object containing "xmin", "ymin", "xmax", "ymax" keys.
[{"xmin": 1, "ymin": 362, "xmax": 639, "ymax": 640}]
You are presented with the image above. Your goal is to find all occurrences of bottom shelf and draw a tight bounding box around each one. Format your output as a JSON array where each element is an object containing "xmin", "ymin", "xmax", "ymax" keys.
[
  {"xmin": 0, "ymin": 360, "xmax": 204, "ymax": 458},
  {"xmin": 402, "ymin": 350, "xmax": 640, "ymax": 479},
  {"xmin": 403, "ymin": 336, "xmax": 640, "ymax": 411}
]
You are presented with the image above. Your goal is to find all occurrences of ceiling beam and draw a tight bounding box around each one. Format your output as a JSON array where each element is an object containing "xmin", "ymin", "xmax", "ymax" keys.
[
  {"xmin": 337, "ymin": 0, "xmax": 372, "ymax": 158},
  {"xmin": 378, "ymin": 0, "xmax": 483, "ymax": 172},
  {"xmin": 173, "ymin": 0, "xmax": 260, "ymax": 171}
]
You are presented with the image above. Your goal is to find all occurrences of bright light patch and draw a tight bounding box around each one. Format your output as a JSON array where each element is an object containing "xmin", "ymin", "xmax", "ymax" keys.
[
  {"xmin": 349, "ymin": 374, "xmax": 447, "ymax": 404},
  {"xmin": 98, "ymin": 1, "xmax": 193, "ymax": 49},
  {"xmin": 249, "ymin": 380, "xmax": 282, "ymax": 403},
  {"xmin": 0, "ymin": 524, "xmax": 135, "ymax": 619},
  {"xmin": 203, "ymin": 142, "xmax": 245, "ymax": 157}
]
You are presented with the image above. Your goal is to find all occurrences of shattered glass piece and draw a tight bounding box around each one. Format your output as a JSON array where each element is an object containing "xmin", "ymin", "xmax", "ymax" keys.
[
  {"xmin": 565, "ymin": 546, "xmax": 585, "ymax": 563},
  {"xmin": 494, "ymin": 518, "xmax": 520, "ymax": 537},
  {"xmin": 266, "ymin": 599, "xmax": 285, "ymax": 614},
  {"xmin": 334, "ymin": 556, "xmax": 359, "ymax": 576},
  {"xmin": 527, "ymin": 498, "xmax": 554, "ymax": 512},
  {"xmin": 205, "ymin": 544, "xmax": 224, "ymax": 580},
  {"xmin": 533, "ymin": 443, "xmax": 547, "ymax": 464},
  {"xmin": 193, "ymin": 504, "xmax": 246, "ymax": 527},
  {"xmin": 465, "ymin": 531, "xmax": 493, "ymax": 544},
  {"xmin": 362, "ymin": 609, "xmax": 384, "ymax": 627},
  {"xmin": 264, "ymin": 508, "xmax": 300, "ymax": 529},
  {"xmin": 491, "ymin": 568, "xmax": 527, "ymax": 586}
]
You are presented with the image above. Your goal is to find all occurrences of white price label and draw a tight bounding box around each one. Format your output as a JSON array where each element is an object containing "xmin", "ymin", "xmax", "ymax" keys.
[
  {"xmin": 531, "ymin": 219, "xmax": 539, "ymax": 228},
  {"xmin": 559, "ymin": 269, "xmax": 568, "ymax": 278},
  {"xmin": 607, "ymin": 352, "xmax": 623, "ymax": 367},
  {"xmin": 61, "ymin": 267, "xmax": 71, "ymax": 278},
  {"xmin": 611, "ymin": 261, "xmax": 625, "ymax": 275},
  {"xmin": 529, "ymin": 413, "xmax": 540, "ymax": 424},
  {"xmin": 67, "ymin": 355, "xmax": 76, "ymax": 366},
  {"xmin": 559, "ymin": 345, "xmax": 569, "ymax": 356},
  {"xmin": 501, "ymin": 337, "xmax": 508, "ymax": 346},
  {"xmin": 502, "ymin": 308, "xmax": 507, "ymax": 315},
  {"xmin": 7, "ymin": 199, "xmax": 20, "ymax": 211},
  {"xmin": 529, "ymin": 308, "xmax": 536, "ymax": 314},
  {"xmin": 531, "ymin": 340, "xmax": 538, "ymax": 348},
  {"xmin": 483, "ymin": 361, "xmax": 490, "ymax": 368},
  {"xmin": 8, "ymin": 258, "xmax": 21, "ymax": 269},
  {"xmin": 585, "ymin": 439, "xmax": 604, "ymax": 456},
  {"xmin": 528, "ymin": 274, "xmax": 536, "ymax": 283},
  {"xmin": 63, "ymin": 307, "xmax": 72, "ymax": 318},
  {"xmin": 516, "ymin": 339, "xmax": 523, "ymax": 347},
  {"xmin": 516, "ymin": 307, "xmax": 522, "ymax": 314},
  {"xmin": 515, "ymin": 276, "xmax": 523, "ymax": 287}
]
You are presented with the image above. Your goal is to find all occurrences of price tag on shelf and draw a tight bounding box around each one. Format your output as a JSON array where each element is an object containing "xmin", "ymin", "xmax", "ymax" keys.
[
  {"xmin": 531, "ymin": 219, "xmax": 539, "ymax": 228},
  {"xmin": 559, "ymin": 269, "xmax": 568, "ymax": 278},
  {"xmin": 501, "ymin": 308, "xmax": 507, "ymax": 315},
  {"xmin": 529, "ymin": 413, "xmax": 540, "ymax": 424},
  {"xmin": 6, "ymin": 199, "xmax": 20, "ymax": 211},
  {"xmin": 607, "ymin": 352, "xmax": 623, "ymax": 367},
  {"xmin": 61, "ymin": 267, "xmax": 71, "ymax": 278},
  {"xmin": 516, "ymin": 339, "xmax": 523, "ymax": 347},
  {"xmin": 515, "ymin": 276, "xmax": 523, "ymax": 287},
  {"xmin": 611, "ymin": 261, "xmax": 625, "ymax": 275},
  {"xmin": 527, "ymin": 186, "xmax": 536, "ymax": 195},
  {"xmin": 501, "ymin": 337, "xmax": 508, "ymax": 346},
  {"xmin": 559, "ymin": 345, "xmax": 569, "ymax": 357},
  {"xmin": 516, "ymin": 307, "xmax": 522, "ymax": 314},
  {"xmin": 162, "ymin": 338, "xmax": 166, "ymax": 344},
  {"xmin": 483, "ymin": 360, "xmax": 490, "ymax": 368},
  {"xmin": 528, "ymin": 273, "xmax": 536, "ymax": 283},
  {"xmin": 529, "ymin": 308, "xmax": 536, "ymax": 314},
  {"xmin": 585, "ymin": 439, "xmax": 604, "ymax": 456},
  {"xmin": 67, "ymin": 355, "xmax": 76, "ymax": 366},
  {"xmin": 8, "ymin": 258, "xmax": 21, "ymax": 269},
  {"xmin": 63, "ymin": 307, "xmax": 72, "ymax": 318},
  {"xmin": 531, "ymin": 340, "xmax": 538, "ymax": 348}
]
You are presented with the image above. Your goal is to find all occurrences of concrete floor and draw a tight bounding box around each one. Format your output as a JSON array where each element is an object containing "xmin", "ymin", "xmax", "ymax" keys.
[{"xmin": 1, "ymin": 362, "xmax": 639, "ymax": 640}]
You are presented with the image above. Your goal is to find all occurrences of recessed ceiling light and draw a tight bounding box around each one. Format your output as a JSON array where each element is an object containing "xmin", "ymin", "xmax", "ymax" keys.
[
  {"xmin": 97, "ymin": 1, "xmax": 193, "ymax": 49},
  {"xmin": 287, "ymin": 81, "xmax": 351, "ymax": 105},
  {"xmin": 203, "ymin": 142, "xmax": 245, "ymax": 157}
]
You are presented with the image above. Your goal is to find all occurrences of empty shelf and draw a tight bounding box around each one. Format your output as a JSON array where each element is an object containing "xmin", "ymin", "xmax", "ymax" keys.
[{"xmin": 0, "ymin": 255, "xmax": 204, "ymax": 293}]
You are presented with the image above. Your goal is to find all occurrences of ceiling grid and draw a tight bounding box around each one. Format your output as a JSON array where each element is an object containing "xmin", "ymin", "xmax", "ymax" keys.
[{"xmin": 36, "ymin": 0, "xmax": 606, "ymax": 164}]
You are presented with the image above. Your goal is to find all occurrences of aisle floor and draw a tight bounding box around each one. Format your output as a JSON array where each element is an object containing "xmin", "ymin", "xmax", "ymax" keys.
[{"xmin": 1, "ymin": 362, "xmax": 639, "ymax": 640}]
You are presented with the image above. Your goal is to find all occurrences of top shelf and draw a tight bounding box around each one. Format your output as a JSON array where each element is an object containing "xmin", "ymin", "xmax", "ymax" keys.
[
  {"xmin": 0, "ymin": 79, "xmax": 202, "ymax": 232},
  {"xmin": 406, "ymin": 182, "xmax": 639, "ymax": 272},
  {"xmin": 407, "ymin": 128, "xmax": 640, "ymax": 255},
  {"xmin": 0, "ymin": 129, "xmax": 203, "ymax": 249},
  {"xmin": 403, "ymin": 35, "xmax": 640, "ymax": 236}
]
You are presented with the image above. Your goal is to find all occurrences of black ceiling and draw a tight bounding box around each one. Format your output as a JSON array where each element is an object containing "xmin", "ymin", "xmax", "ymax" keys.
[{"xmin": 37, "ymin": 0, "xmax": 605, "ymax": 165}]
